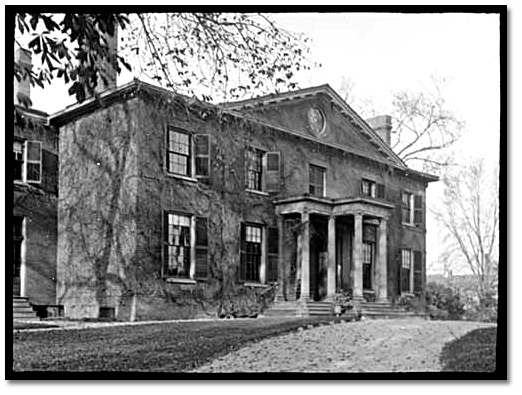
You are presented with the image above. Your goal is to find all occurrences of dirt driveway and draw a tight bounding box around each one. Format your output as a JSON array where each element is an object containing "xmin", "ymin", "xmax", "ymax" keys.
[{"xmin": 195, "ymin": 318, "xmax": 495, "ymax": 372}]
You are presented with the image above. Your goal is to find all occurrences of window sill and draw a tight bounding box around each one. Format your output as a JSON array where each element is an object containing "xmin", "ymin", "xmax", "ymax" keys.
[
  {"xmin": 242, "ymin": 282, "xmax": 269, "ymax": 288},
  {"xmin": 246, "ymin": 189, "xmax": 270, "ymax": 197},
  {"xmin": 165, "ymin": 172, "xmax": 198, "ymax": 183},
  {"xmin": 402, "ymin": 222, "xmax": 424, "ymax": 230},
  {"xmin": 165, "ymin": 277, "xmax": 197, "ymax": 285}
]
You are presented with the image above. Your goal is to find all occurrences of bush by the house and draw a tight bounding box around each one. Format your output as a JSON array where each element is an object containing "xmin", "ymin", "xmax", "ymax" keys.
[{"xmin": 425, "ymin": 282, "xmax": 465, "ymax": 320}]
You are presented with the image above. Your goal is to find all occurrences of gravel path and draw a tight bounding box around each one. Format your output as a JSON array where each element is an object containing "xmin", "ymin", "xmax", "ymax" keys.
[{"xmin": 195, "ymin": 318, "xmax": 495, "ymax": 372}]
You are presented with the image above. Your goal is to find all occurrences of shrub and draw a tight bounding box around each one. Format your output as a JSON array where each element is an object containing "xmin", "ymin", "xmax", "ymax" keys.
[{"xmin": 425, "ymin": 282, "xmax": 465, "ymax": 320}]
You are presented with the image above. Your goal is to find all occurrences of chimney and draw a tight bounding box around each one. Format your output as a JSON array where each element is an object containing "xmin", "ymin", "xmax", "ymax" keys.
[
  {"xmin": 366, "ymin": 115, "xmax": 392, "ymax": 146},
  {"xmin": 14, "ymin": 47, "xmax": 32, "ymax": 107},
  {"xmin": 95, "ymin": 27, "xmax": 118, "ymax": 93}
]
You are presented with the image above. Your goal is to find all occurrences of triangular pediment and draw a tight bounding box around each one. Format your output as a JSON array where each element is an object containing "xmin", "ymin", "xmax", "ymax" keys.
[{"xmin": 221, "ymin": 85, "xmax": 405, "ymax": 167}]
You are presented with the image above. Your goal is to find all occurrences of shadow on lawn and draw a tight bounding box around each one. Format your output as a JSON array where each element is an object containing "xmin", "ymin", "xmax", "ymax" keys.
[{"xmin": 439, "ymin": 326, "xmax": 497, "ymax": 372}]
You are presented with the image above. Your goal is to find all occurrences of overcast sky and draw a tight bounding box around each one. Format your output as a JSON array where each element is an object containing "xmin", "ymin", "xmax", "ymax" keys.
[{"xmin": 27, "ymin": 12, "xmax": 501, "ymax": 274}]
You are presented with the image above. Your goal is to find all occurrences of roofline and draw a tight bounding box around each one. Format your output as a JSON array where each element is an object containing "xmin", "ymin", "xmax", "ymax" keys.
[{"xmin": 49, "ymin": 79, "xmax": 438, "ymax": 183}]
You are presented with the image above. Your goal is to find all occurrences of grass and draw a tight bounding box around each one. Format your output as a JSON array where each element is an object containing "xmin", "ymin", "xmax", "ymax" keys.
[
  {"xmin": 13, "ymin": 317, "xmax": 347, "ymax": 372},
  {"xmin": 13, "ymin": 321, "xmax": 59, "ymax": 330},
  {"xmin": 439, "ymin": 326, "xmax": 497, "ymax": 372}
]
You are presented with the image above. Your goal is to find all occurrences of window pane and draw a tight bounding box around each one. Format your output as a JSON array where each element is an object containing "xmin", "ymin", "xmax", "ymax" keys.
[
  {"xmin": 26, "ymin": 141, "xmax": 41, "ymax": 161},
  {"xmin": 26, "ymin": 163, "xmax": 41, "ymax": 182}
]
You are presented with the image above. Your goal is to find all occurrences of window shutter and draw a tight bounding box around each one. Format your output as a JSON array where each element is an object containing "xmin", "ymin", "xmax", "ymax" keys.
[
  {"xmin": 25, "ymin": 141, "xmax": 41, "ymax": 182},
  {"xmin": 195, "ymin": 134, "xmax": 211, "ymax": 177},
  {"xmin": 377, "ymin": 183, "xmax": 385, "ymax": 199},
  {"xmin": 400, "ymin": 250, "xmax": 410, "ymax": 293},
  {"xmin": 195, "ymin": 217, "xmax": 209, "ymax": 278},
  {"xmin": 414, "ymin": 195, "xmax": 423, "ymax": 226},
  {"xmin": 239, "ymin": 223, "xmax": 247, "ymax": 281},
  {"xmin": 265, "ymin": 152, "xmax": 281, "ymax": 192},
  {"xmin": 267, "ymin": 226, "xmax": 279, "ymax": 283},
  {"xmin": 401, "ymin": 191, "xmax": 410, "ymax": 223},
  {"xmin": 163, "ymin": 212, "xmax": 169, "ymax": 277},
  {"xmin": 413, "ymin": 250, "xmax": 423, "ymax": 294}
]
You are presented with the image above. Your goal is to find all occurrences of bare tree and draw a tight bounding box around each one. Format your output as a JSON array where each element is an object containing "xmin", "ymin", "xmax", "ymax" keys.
[
  {"xmin": 13, "ymin": 12, "xmax": 314, "ymax": 103},
  {"xmin": 339, "ymin": 75, "xmax": 464, "ymax": 173},
  {"xmin": 433, "ymin": 158, "xmax": 499, "ymax": 309}
]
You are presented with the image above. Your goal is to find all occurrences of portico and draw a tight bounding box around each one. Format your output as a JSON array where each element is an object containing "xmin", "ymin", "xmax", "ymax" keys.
[{"xmin": 274, "ymin": 195, "xmax": 393, "ymax": 303}]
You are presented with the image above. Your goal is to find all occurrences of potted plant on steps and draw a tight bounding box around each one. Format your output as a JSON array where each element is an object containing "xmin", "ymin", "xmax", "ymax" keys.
[{"xmin": 332, "ymin": 292, "xmax": 353, "ymax": 317}]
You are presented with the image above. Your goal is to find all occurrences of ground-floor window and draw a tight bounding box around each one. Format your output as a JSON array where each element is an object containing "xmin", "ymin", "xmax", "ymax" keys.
[
  {"xmin": 165, "ymin": 213, "xmax": 191, "ymax": 277},
  {"xmin": 240, "ymin": 224, "xmax": 262, "ymax": 282},
  {"xmin": 401, "ymin": 249, "xmax": 412, "ymax": 293}
]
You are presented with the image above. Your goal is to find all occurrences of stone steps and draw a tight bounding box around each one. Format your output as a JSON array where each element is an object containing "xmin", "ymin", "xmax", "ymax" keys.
[{"xmin": 13, "ymin": 296, "xmax": 39, "ymax": 320}]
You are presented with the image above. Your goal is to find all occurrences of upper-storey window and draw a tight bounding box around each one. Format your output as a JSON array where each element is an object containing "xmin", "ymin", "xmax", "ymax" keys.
[
  {"xmin": 402, "ymin": 191, "xmax": 423, "ymax": 226},
  {"xmin": 361, "ymin": 179, "xmax": 385, "ymax": 199},
  {"xmin": 246, "ymin": 148, "xmax": 264, "ymax": 191},
  {"xmin": 309, "ymin": 164, "xmax": 326, "ymax": 197},
  {"xmin": 13, "ymin": 140, "xmax": 41, "ymax": 183},
  {"xmin": 167, "ymin": 127, "xmax": 191, "ymax": 176}
]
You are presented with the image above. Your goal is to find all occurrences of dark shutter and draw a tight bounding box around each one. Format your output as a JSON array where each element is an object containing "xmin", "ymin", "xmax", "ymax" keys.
[
  {"xmin": 239, "ymin": 223, "xmax": 246, "ymax": 281},
  {"xmin": 195, "ymin": 217, "xmax": 209, "ymax": 278},
  {"xmin": 402, "ymin": 191, "xmax": 410, "ymax": 223},
  {"xmin": 413, "ymin": 250, "xmax": 423, "ymax": 294},
  {"xmin": 195, "ymin": 134, "xmax": 211, "ymax": 177},
  {"xmin": 377, "ymin": 183, "xmax": 385, "ymax": 199},
  {"xmin": 267, "ymin": 226, "xmax": 279, "ymax": 282},
  {"xmin": 265, "ymin": 152, "xmax": 281, "ymax": 192},
  {"xmin": 163, "ymin": 212, "xmax": 169, "ymax": 277},
  {"xmin": 414, "ymin": 195, "xmax": 423, "ymax": 226},
  {"xmin": 42, "ymin": 149, "xmax": 58, "ymax": 195}
]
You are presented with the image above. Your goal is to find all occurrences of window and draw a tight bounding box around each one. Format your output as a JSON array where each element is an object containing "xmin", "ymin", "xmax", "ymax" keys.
[
  {"xmin": 167, "ymin": 128, "xmax": 191, "ymax": 176},
  {"xmin": 165, "ymin": 213, "xmax": 191, "ymax": 277},
  {"xmin": 401, "ymin": 249, "xmax": 412, "ymax": 293},
  {"xmin": 13, "ymin": 217, "xmax": 24, "ymax": 278},
  {"xmin": 13, "ymin": 141, "xmax": 24, "ymax": 181},
  {"xmin": 13, "ymin": 140, "xmax": 41, "ymax": 183},
  {"xmin": 309, "ymin": 165, "xmax": 325, "ymax": 197},
  {"xmin": 402, "ymin": 191, "xmax": 423, "ymax": 226},
  {"xmin": 246, "ymin": 148, "xmax": 264, "ymax": 191},
  {"xmin": 362, "ymin": 179, "xmax": 376, "ymax": 198},
  {"xmin": 240, "ymin": 224, "xmax": 263, "ymax": 282},
  {"xmin": 362, "ymin": 242, "xmax": 374, "ymax": 290},
  {"xmin": 413, "ymin": 251, "xmax": 423, "ymax": 294},
  {"xmin": 266, "ymin": 226, "xmax": 279, "ymax": 283}
]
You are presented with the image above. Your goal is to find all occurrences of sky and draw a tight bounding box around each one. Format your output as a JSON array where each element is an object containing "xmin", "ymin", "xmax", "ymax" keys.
[{"xmin": 25, "ymin": 12, "xmax": 501, "ymax": 275}]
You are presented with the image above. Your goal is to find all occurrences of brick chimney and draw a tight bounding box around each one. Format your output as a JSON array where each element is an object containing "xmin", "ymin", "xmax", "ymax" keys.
[
  {"xmin": 95, "ymin": 27, "xmax": 118, "ymax": 93},
  {"xmin": 366, "ymin": 115, "xmax": 392, "ymax": 145},
  {"xmin": 14, "ymin": 47, "xmax": 32, "ymax": 107}
]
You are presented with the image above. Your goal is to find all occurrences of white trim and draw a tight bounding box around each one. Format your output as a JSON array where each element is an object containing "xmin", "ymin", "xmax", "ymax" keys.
[
  {"xmin": 165, "ymin": 173, "xmax": 198, "ymax": 183},
  {"xmin": 189, "ymin": 215, "xmax": 196, "ymax": 279},
  {"xmin": 243, "ymin": 282, "xmax": 270, "ymax": 288},
  {"xmin": 260, "ymin": 226, "xmax": 267, "ymax": 284},
  {"xmin": 246, "ymin": 189, "xmax": 270, "ymax": 197},
  {"xmin": 19, "ymin": 217, "xmax": 27, "ymax": 297},
  {"xmin": 165, "ymin": 278, "xmax": 197, "ymax": 285}
]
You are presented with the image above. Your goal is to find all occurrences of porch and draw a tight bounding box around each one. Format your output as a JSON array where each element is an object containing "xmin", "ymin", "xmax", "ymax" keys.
[{"xmin": 273, "ymin": 194, "xmax": 394, "ymax": 305}]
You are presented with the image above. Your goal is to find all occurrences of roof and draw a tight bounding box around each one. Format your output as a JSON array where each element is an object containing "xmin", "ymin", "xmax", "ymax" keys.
[{"xmin": 49, "ymin": 79, "xmax": 438, "ymax": 183}]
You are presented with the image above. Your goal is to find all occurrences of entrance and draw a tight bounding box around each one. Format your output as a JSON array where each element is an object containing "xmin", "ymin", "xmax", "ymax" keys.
[{"xmin": 310, "ymin": 215, "xmax": 327, "ymax": 301}]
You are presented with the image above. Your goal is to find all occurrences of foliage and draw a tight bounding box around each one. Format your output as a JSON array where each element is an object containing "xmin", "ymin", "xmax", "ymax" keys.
[
  {"xmin": 396, "ymin": 294, "xmax": 425, "ymax": 313},
  {"xmin": 14, "ymin": 12, "xmax": 314, "ymax": 103},
  {"xmin": 13, "ymin": 317, "xmax": 339, "ymax": 372},
  {"xmin": 339, "ymin": 75, "xmax": 464, "ymax": 173},
  {"xmin": 439, "ymin": 326, "xmax": 497, "ymax": 372},
  {"xmin": 433, "ymin": 159, "xmax": 499, "ymax": 314},
  {"xmin": 425, "ymin": 282, "xmax": 465, "ymax": 320}
]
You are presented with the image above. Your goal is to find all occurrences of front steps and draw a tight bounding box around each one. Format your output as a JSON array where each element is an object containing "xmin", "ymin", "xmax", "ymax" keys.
[
  {"xmin": 264, "ymin": 298, "xmax": 425, "ymax": 319},
  {"xmin": 13, "ymin": 296, "xmax": 39, "ymax": 320}
]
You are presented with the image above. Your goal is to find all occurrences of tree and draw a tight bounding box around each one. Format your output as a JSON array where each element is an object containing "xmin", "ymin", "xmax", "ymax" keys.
[
  {"xmin": 339, "ymin": 76, "xmax": 464, "ymax": 173},
  {"xmin": 14, "ymin": 13, "xmax": 314, "ymax": 103},
  {"xmin": 433, "ymin": 158, "xmax": 499, "ymax": 312}
]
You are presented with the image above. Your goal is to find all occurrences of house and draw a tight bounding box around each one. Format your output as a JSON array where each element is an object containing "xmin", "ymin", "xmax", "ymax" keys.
[
  {"xmin": 47, "ymin": 73, "xmax": 438, "ymax": 320},
  {"xmin": 13, "ymin": 48, "xmax": 60, "ymax": 319}
]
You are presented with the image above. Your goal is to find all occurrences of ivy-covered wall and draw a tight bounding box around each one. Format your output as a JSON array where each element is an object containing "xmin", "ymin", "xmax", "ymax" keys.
[{"xmin": 55, "ymin": 87, "xmax": 430, "ymax": 320}]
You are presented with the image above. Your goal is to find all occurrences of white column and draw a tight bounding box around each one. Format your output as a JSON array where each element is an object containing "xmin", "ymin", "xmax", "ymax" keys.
[
  {"xmin": 326, "ymin": 215, "xmax": 336, "ymax": 300},
  {"xmin": 260, "ymin": 226, "xmax": 267, "ymax": 283},
  {"xmin": 377, "ymin": 218, "xmax": 388, "ymax": 301},
  {"xmin": 190, "ymin": 215, "xmax": 196, "ymax": 279},
  {"xmin": 353, "ymin": 213, "xmax": 363, "ymax": 300},
  {"xmin": 300, "ymin": 211, "xmax": 311, "ymax": 301},
  {"xmin": 275, "ymin": 216, "xmax": 285, "ymax": 301}
]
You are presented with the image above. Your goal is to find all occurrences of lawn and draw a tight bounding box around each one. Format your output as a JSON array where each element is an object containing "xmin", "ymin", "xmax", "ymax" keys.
[
  {"xmin": 439, "ymin": 326, "xmax": 497, "ymax": 372},
  {"xmin": 12, "ymin": 317, "xmax": 344, "ymax": 372}
]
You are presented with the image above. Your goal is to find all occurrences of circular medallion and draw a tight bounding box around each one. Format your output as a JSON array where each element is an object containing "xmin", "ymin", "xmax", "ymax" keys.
[{"xmin": 307, "ymin": 107, "xmax": 326, "ymax": 135}]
